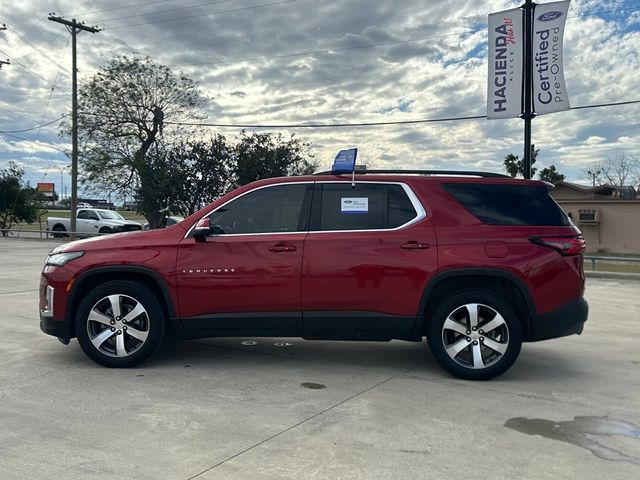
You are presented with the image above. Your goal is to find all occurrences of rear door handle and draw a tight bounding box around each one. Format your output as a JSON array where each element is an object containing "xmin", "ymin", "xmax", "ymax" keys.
[
  {"xmin": 269, "ymin": 244, "xmax": 297, "ymax": 253},
  {"xmin": 401, "ymin": 241, "xmax": 430, "ymax": 250}
]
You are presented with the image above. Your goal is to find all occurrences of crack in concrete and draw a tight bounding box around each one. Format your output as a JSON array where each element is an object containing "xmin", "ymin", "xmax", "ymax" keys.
[
  {"xmin": 184, "ymin": 365, "xmax": 419, "ymax": 480},
  {"xmin": 0, "ymin": 289, "xmax": 39, "ymax": 296}
]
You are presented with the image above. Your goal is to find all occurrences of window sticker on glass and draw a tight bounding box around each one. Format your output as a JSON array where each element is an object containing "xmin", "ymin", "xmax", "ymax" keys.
[{"xmin": 341, "ymin": 197, "xmax": 369, "ymax": 214}]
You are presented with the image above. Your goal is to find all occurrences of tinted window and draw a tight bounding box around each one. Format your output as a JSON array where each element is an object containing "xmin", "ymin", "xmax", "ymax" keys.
[
  {"xmin": 78, "ymin": 210, "xmax": 98, "ymax": 220},
  {"xmin": 209, "ymin": 184, "xmax": 311, "ymax": 235},
  {"xmin": 318, "ymin": 183, "xmax": 417, "ymax": 231},
  {"xmin": 443, "ymin": 183, "xmax": 570, "ymax": 226}
]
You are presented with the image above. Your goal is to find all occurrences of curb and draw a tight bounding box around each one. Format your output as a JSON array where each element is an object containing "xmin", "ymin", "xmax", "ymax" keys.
[{"xmin": 586, "ymin": 271, "xmax": 640, "ymax": 281}]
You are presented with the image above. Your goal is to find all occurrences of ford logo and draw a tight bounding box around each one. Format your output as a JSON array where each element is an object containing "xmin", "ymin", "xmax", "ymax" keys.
[{"xmin": 538, "ymin": 11, "xmax": 562, "ymax": 21}]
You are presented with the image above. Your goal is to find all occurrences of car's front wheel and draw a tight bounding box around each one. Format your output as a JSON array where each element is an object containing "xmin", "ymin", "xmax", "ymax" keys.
[
  {"xmin": 427, "ymin": 290, "xmax": 522, "ymax": 380},
  {"xmin": 75, "ymin": 280, "xmax": 165, "ymax": 368}
]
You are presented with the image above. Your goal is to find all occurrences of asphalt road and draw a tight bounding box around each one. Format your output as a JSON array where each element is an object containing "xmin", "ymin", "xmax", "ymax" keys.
[{"xmin": 0, "ymin": 238, "xmax": 639, "ymax": 479}]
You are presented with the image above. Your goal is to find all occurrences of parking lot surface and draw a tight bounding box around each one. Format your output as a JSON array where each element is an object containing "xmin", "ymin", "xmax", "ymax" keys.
[{"xmin": 0, "ymin": 237, "xmax": 639, "ymax": 479}]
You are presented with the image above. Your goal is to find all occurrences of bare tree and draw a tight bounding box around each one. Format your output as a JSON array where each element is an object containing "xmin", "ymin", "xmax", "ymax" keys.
[
  {"xmin": 584, "ymin": 153, "xmax": 640, "ymax": 187},
  {"xmin": 67, "ymin": 55, "xmax": 206, "ymax": 228}
]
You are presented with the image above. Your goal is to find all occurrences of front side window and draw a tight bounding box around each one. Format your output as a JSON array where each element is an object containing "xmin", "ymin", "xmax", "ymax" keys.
[
  {"xmin": 208, "ymin": 184, "xmax": 312, "ymax": 235},
  {"xmin": 318, "ymin": 183, "xmax": 418, "ymax": 231}
]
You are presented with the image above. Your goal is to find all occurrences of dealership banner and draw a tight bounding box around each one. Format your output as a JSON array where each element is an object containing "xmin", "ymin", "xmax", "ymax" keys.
[
  {"xmin": 487, "ymin": 8, "xmax": 523, "ymax": 119},
  {"xmin": 532, "ymin": 0, "xmax": 571, "ymax": 114}
]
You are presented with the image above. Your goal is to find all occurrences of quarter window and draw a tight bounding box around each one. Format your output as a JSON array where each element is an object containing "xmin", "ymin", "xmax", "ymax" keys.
[
  {"xmin": 318, "ymin": 184, "xmax": 418, "ymax": 231},
  {"xmin": 208, "ymin": 184, "xmax": 312, "ymax": 235}
]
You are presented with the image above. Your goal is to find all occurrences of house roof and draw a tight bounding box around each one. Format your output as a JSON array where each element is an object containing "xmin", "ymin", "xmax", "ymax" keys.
[{"xmin": 553, "ymin": 181, "xmax": 616, "ymax": 196}]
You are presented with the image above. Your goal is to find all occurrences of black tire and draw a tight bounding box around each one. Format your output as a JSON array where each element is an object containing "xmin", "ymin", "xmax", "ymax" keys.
[
  {"xmin": 427, "ymin": 290, "xmax": 522, "ymax": 380},
  {"xmin": 75, "ymin": 280, "xmax": 166, "ymax": 368},
  {"xmin": 99, "ymin": 227, "xmax": 112, "ymax": 234},
  {"xmin": 51, "ymin": 224, "xmax": 67, "ymax": 238}
]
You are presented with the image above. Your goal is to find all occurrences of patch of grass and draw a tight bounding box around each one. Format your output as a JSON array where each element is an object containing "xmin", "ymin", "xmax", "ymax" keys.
[
  {"xmin": 584, "ymin": 261, "xmax": 640, "ymax": 274},
  {"xmin": 42, "ymin": 210, "xmax": 146, "ymax": 221}
]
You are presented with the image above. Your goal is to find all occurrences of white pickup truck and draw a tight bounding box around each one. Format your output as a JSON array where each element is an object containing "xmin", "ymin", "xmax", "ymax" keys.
[{"xmin": 48, "ymin": 209, "xmax": 143, "ymax": 238}]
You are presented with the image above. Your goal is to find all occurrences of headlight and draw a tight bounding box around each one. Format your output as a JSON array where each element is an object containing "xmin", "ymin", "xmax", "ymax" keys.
[{"xmin": 46, "ymin": 251, "xmax": 85, "ymax": 266}]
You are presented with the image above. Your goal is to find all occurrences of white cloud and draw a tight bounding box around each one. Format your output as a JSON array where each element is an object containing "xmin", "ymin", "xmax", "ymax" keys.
[{"xmin": 0, "ymin": 0, "xmax": 639, "ymax": 187}]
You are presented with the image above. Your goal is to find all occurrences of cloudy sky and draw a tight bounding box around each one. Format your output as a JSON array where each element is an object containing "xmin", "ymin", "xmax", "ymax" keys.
[{"xmin": 1, "ymin": 0, "xmax": 639, "ymax": 195}]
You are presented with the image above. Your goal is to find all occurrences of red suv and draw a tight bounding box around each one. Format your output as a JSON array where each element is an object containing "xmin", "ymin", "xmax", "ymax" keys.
[{"xmin": 40, "ymin": 170, "xmax": 587, "ymax": 380}]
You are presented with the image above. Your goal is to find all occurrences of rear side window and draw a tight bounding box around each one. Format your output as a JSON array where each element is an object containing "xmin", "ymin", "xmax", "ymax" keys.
[
  {"xmin": 442, "ymin": 183, "xmax": 570, "ymax": 226},
  {"xmin": 318, "ymin": 183, "xmax": 417, "ymax": 231}
]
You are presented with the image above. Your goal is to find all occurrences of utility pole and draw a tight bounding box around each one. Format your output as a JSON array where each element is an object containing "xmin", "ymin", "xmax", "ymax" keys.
[
  {"xmin": 587, "ymin": 169, "xmax": 601, "ymax": 187},
  {"xmin": 521, "ymin": 0, "xmax": 536, "ymax": 180},
  {"xmin": 48, "ymin": 14, "xmax": 99, "ymax": 237},
  {"xmin": 55, "ymin": 165, "xmax": 69, "ymax": 203}
]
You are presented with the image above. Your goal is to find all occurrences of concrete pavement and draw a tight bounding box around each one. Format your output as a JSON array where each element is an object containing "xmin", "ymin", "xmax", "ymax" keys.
[{"xmin": 0, "ymin": 237, "xmax": 638, "ymax": 479}]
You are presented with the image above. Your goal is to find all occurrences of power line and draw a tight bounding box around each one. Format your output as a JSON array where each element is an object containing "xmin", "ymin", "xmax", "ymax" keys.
[
  {"xmin": 0, "ymin": 48, "xmax": 72, "ymax": 96},
  {"xmin": 0, "ymin": 115, "xmax": 65, "ymax": 133},
  {"xmin": 165, "ymin": 114, "xmax": 487, "ymax": 129},
  {"xmin": 80, "ymin": 99, "xmax": 640, "ymax": 130},
  {"xmin": 71, "ymin": 0, "xmax": 186, "ymax": 17},
  {"xmin": 105, "ymin": 0, "xmax": 307, "ymax": 30},
  {"xmin": 0, "ymin": 132, "xmax": 68, "ymax": 154},
  {"xmin": 1, "ymin": 22, "xmax": 67, "ymax": 72},
  {"xmin": 0, "ymin": 105, "xmax": 42, "ymax": 123},
  {"xmin": 93, "ymin": 0, "xmax": 235, "ymax": 24}
]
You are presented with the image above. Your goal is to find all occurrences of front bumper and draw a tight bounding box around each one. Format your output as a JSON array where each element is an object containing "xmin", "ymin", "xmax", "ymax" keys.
[
  {"xmin": 40, "ymin": 314, "xmax": 73, "ymax": 340},
  {"xmin": 529, "ymin": 297, "xmax": 588, "ymax": 341}
]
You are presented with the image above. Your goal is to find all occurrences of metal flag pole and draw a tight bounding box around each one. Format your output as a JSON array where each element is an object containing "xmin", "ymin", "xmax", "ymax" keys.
[{"xmin": 521, "ymin": 0, "xmax": 536, "ymax": 180}]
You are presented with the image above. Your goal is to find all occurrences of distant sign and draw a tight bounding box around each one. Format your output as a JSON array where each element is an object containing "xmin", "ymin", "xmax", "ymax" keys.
[
  {"xmin": 532, "ymin": 0, "xmax": 571, "ymax": 115},
  {"xmin": 487, "ymin": 7, "xmax": 523, "ymax": 119},
  {"xmin": 37, "ymin": 182, "xmax": 55, "ymax": 193},
  {"xmin": 332, "ymin": 148, "xmax": 358, "ymax": 173}
]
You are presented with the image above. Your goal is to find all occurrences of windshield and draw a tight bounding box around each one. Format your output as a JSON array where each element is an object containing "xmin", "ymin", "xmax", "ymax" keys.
[{"xmin": 97, "ymin": 210, "xmax": 125, "ymax": 220}]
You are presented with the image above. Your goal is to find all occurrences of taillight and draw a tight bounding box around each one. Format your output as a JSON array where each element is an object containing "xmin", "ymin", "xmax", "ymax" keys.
[{"xmin": 529, "ymin": 236, "xmax": 586, "ymax": 256}]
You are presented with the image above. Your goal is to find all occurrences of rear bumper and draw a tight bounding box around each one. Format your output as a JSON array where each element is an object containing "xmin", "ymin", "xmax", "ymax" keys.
[
  {"xmin": 529, "ymin": 297, "xmax": 588, "ymax": 341},
  {"xmin": 40, "ymin": 314, "xmax": 73, "ymax": 340}
]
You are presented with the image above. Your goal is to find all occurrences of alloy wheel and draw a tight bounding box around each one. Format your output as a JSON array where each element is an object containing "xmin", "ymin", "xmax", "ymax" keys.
[
  {"xmin": 441, "ymin": 303, "xmax": 510, "ymax": 369},
  {"xmin": 86, "ymin": 294, "xmax": 150, "ymax": 358}
]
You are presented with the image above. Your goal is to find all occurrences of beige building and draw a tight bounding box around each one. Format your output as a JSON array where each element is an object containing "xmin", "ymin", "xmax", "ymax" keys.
[{"xmin": 550, "ymin": 182, "xmax": 640, "ymax": 254}]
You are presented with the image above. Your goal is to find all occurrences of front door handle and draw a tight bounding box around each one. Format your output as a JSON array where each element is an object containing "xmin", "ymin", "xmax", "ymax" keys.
[
  {"xmin": 401, "ymin": 241, "xmax": 430, "ymax": 250},
  {"xmin": 269, "ymin": 244, "xmax": 297, "ymax": 253}
]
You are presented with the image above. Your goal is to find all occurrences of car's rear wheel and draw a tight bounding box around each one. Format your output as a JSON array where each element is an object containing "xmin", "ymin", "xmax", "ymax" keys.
[
  {"xmin": 427, "ymin": 290, "xmax": 522, "ymax": 380},
  {"xmin": 51, "ymin": 224, "xmax": 67, "ymax": 238},
  {"xmin": 75, "ymin": 280, "xmax": 165, "ymax": 368}
]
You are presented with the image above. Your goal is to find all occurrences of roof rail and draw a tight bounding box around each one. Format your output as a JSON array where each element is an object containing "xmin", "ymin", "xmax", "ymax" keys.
[{"xmin": 313, "ymin": 169, "xmax": 511, "ymax": 178}]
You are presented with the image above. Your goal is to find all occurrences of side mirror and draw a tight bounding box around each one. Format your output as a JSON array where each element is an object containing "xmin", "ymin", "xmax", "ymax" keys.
[{"xmin": 193, "ymin": 217, "xmax": 211, "ymax": 240}]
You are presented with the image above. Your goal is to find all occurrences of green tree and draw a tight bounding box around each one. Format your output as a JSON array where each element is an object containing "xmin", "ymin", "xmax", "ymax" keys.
[
  {"xmin": 70, "ymin": 55, "xmax": 206, "ymax": 228},
  {"xmin": 503, "ymin": 148, "xmax": 539, "ymax": 178},
  {"xmin": 0, "ymin": 162, "xmax": 41, "ymax": 236},
  {"xmin": 234, "ymin": 131, "xmax": 317, "ymax": 186},
  {"xmin": 159, "ymin": 135, "xmax": 235, "ymax": 218},
  {"xmin": 538, "ymin": 165, "xmax": 565, "ymax": 184}
]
